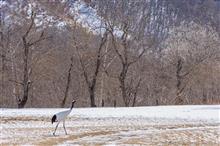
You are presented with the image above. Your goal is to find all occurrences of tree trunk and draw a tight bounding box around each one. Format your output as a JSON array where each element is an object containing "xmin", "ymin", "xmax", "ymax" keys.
[
  {"xmin": 18, "ymin": 88, "xmax": 28, "ymax": 108},
  {"xmin": 18, "ymin": 76, "xmax": 29, "ymax": 108},
  {"xmin": 0, "ymin": 33, "xmax": 5, "ymax": 101},
  {"xmin": 10, "ymin": 41, "xmax": 21, "ymax": 103},
  {"xmin": 132, "ymin": 78, "xmax": 141, "ymax": 107},
  {"xmin": 120, "ymin": 77, "xmax": 129, "ymax": 107},
  {"xmin": 18, "ymin": 37, "xmax": 29, "ymax": 108},
  {"xmin": 101, "ymin": 99, "xmax": 104, "ymax": 107},
  {"xmin": 113, "ymin": 99, "xmax": 117, "ymax": 107},
  {"xmin": 89, "ymin": 87, "xmax": 96, "ymax": 107},
  {"xmin": 119, "ymin": 63, "xmax": 130, "ymax": 107},
  {"xmin": 61, "ymin": 57, "xmax": 73, "ymax": 107},
  {"xmin": 202, "ymin": 90, "xmax": 207, "ymax": 104},
  {"xmin": 175, "ymin": 58, "xmax": 184, "ymax": 104},
  {"xmin": 0, "ymin": 16, "xmax": 6, "ymax": 103}
]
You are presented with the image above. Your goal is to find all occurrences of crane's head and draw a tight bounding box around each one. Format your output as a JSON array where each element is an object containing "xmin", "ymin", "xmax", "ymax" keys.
[{"xmin": 71, "ymin": 100, "xmax": 76, "ymax": 109}]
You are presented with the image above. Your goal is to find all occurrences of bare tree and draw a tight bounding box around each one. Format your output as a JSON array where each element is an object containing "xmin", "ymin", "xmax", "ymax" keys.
[
  {"xmin": 73, "ymin": 30, "xmax": 108, "ymax": 107},
  {"xmin": 17, "ymin": 11, "xmax": 48, "ymax": 108},
  {"xmin": 106, "ymin": 22, "xmax": 151, "ymax": 106},
  {"xmin": 164, "ymin": 23, "xmax": 220, "ymax": 104},
  {"xmin": 61, "ymin": 57, "xmax": 73, "ymax": 107},
  {"xmin": 100, "ymin": 0, "xmax": 154, "ymax": 106}
]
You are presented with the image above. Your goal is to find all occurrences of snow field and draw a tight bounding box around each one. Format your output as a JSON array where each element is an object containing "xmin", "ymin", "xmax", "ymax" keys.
[{"xmin": 1, "ymin": 105, "xmax": 220, "ymax": 145}]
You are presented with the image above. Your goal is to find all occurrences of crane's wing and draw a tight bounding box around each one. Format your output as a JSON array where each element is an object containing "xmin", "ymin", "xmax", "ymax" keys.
[{"xmin": 55, "ymin": 110, "xmax": 71, "ymax": 122}]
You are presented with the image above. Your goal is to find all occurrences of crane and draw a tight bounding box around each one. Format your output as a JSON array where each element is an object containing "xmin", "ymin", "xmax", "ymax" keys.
[{"xmin": 51, "ymin": 100, "xmax": 76, "ymax": 135}]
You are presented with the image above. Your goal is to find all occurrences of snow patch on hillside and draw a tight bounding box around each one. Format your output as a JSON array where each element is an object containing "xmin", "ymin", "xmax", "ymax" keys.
[
  {"xmin": 0, "ymin": 0, "xmax": 7, "ymax": 7},
  {"xmin": 68, "ymin": 0, "xmax": 123, "ymax": 36}
]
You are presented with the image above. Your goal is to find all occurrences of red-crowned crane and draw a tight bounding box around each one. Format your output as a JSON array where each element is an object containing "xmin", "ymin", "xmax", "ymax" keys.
[{"xmin": 51, "ymin": 100, "xmax": 76, "ymax": 135}]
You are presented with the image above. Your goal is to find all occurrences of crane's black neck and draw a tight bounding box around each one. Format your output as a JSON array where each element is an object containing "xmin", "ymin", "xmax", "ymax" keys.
[{"xmin": 70, "ymin": 102, "xmax": 74, "ymax": 110}]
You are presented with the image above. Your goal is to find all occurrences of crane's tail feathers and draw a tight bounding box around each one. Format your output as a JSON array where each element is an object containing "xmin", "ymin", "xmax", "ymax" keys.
[{"xmin": 52, "ymin": 115, "xmax": 57, "ymax": 124}]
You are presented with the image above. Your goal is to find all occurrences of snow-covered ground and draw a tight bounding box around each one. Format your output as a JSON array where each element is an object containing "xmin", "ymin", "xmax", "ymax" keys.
[{"xmin": 1, "ymin": 105, "xmax": 220, "ymax": 145}]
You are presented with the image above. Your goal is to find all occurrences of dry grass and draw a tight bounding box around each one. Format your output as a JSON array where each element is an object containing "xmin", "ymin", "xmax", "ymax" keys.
[{"xmin": 1, "ymin": 116, "xmax": 50, "ymax": 123}]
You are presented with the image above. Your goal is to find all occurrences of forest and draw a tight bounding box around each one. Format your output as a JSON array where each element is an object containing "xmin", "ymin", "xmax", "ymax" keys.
[{"xmin": 1, "ymin": 0, "xmax": 220, "ymax": 108}]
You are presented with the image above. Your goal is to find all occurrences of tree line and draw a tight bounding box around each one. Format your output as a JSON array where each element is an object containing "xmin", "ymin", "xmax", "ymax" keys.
[{"xmin": 0, "ymin": 0, "xmax": 219, "ymax": 108}]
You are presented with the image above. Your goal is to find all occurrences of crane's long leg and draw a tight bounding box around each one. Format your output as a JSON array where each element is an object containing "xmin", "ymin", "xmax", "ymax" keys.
[
  {"xmin": 53, "ymin": 122, "xmax": 60, "ymax": 136},
  {"xmin": 63, "ymin": 121, "xmax": 67, "ymax": 135}
]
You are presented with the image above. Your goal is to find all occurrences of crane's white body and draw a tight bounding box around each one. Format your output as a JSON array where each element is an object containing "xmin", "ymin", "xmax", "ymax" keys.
[{"xmin": 55, "ymin": 109, "xmax": 71, "ymax": 122}]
